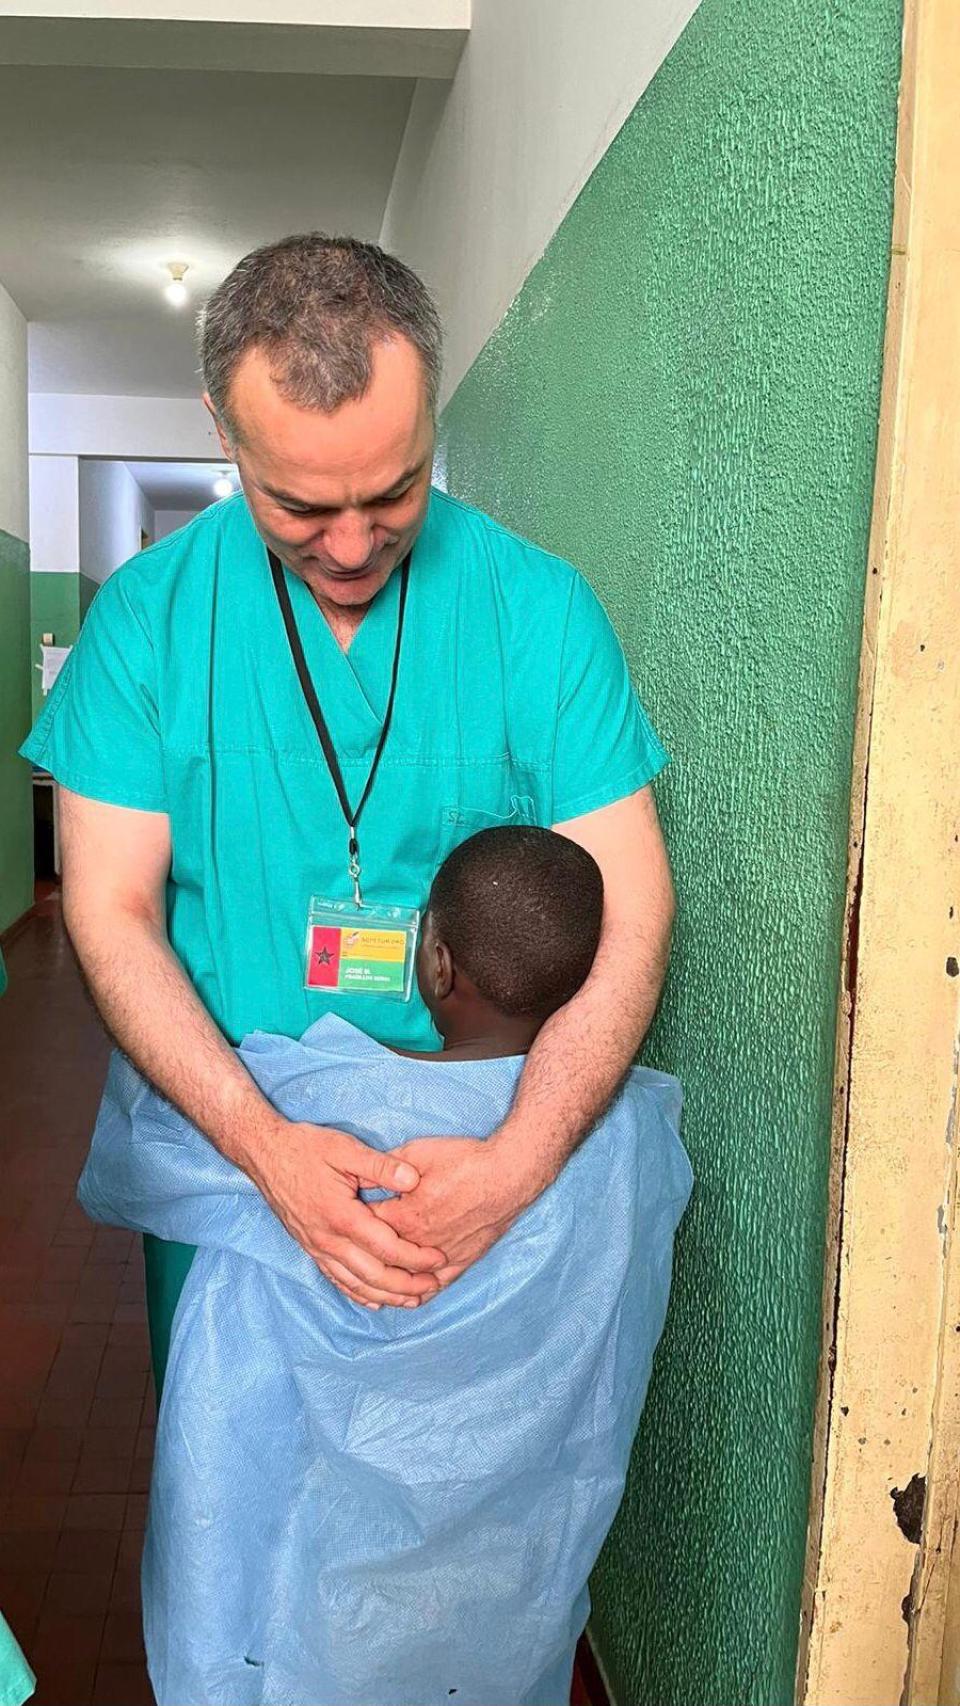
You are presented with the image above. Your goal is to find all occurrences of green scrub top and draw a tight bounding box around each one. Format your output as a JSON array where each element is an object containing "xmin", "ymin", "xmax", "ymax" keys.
[
  {"xmin": 22, "ymin": 487, "xmax": 667, "ymax": 1381},
  {"xmin": 0, "ymin": 1612, "xmax": 34, "ymax": 1706}
]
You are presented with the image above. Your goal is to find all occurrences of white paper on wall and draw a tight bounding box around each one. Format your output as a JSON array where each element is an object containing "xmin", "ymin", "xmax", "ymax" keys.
[{"xmin": 39, "ymin": 644, "xmax": 71, "ymax": 694}]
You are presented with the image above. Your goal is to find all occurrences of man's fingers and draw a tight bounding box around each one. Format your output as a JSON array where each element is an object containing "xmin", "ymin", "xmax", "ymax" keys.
[
  {"xmin": 325, "ymin": 1130, "xmax": 420, "ymax": 1194},
  {"xmin": 328, "ymin": 1236, "xmax": 440, "ymax": 1299},
  {"xmin": 318, "ymin": 1259, "xmax": 383, "ymax": 1309},
  {"xmin": 320, "ymin": 1256, "xmax": 422, "ymax": 1310},
  {"xmin": 317, "ymin": 1262, "xmax": 380, "ymax": 1309},
  {"xmin": 336, "ymin": 1199, "xmax": 445, "ymax": 1274},
  {"xmin": 369, "ymin": 1196, "xmax": 414, "ymax": 1236},
  {"xmin": 381, "ymin": 1230, "xmax": 448, "ymax": 1274}
]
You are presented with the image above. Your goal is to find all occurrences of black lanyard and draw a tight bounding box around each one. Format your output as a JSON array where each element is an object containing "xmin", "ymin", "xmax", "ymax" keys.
[{"xmin": 269, "ymin": 549, "xmax": 411, "ymax": 904}]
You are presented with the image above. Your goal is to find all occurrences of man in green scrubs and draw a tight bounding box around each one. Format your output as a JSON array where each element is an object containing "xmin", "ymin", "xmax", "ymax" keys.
[{"xmin": 22, "ymin": 235, "xmax": 675, "ymax": 1373}]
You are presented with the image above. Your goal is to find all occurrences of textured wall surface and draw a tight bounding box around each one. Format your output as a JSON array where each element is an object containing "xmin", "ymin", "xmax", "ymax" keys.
[
  {"xmin": 439, "ymin": 1, "xmax": 902, "ymax": 1700},
  {"xmin": 0, "ymin": 529, "xmax": 32, "ymax": 932}
]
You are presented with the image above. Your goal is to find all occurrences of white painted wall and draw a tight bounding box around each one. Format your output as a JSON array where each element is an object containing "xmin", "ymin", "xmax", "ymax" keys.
[
  {"xmin": 0, "ymin": 282, "xmax": 29, "ymax": 540},
  {"xmin": 30, "ymin": 392, "xmax": 218, "ymax": 459},
  {"xmin": 29, "ymin": 455, "xmax": 80, "ymax": 573},
  {"xmin": 78, "ymin": 458, "xmax": 155, "ymax": 584},
  {"xmin": 154, "ymin": 507, "xmax": 201, "ymax": 541},
  {"xmin": 381, "ymin": 0, "xmax": 702, "ymax": 402}
]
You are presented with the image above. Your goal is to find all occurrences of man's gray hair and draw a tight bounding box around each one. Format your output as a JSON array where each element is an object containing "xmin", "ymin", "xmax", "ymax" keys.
[{"xmin": 199, "ymin": 233, "xmax": 443, "ymax": 440}]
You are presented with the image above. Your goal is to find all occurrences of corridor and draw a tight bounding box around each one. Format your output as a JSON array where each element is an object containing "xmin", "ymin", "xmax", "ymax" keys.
[{"xmin": 0, "ymin": 894, "xmax": 153, "ymax": 1706}]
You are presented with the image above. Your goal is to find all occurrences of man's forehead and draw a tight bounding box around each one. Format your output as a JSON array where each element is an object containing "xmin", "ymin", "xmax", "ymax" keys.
[
  {"xmin": 246, "ymin": 428, "xmax": 432, "ymax": 504},
  {"xmin": 230, "ymin": 340, "xmax": 427, "ymax": 429},
  {"xmin": 229, "ymin": 344, "xmax": 433, "ymax": 498}
]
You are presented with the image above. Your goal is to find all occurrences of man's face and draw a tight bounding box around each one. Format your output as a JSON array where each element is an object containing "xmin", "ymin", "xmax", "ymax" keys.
[{"xmin": 208, "ymin": 335, "xmax": 435, "ymax": 612}]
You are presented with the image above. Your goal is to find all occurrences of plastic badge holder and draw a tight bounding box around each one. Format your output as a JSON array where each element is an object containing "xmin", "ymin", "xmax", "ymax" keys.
[{"xmin": 304, "ymin": 896, "xmax": 420, "ymax": 1001}]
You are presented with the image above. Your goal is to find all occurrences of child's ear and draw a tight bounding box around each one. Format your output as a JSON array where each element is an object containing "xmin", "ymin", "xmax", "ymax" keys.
[{"xmin": 434, "ymin": 939, "xmax": 455, "ymax": 1002}]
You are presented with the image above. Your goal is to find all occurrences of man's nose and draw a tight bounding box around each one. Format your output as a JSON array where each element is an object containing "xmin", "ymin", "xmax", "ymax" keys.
[{"xmin": 323, "ymin": 512, "xmax": 375, "ymax": 570}]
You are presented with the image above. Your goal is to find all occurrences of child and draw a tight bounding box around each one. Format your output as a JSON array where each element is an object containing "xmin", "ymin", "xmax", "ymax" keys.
[
  {"xmin": 413, "ymin": 823, "xmax": 606, "ymax": 1059},
  {"xmin": 80, "ymin": 828, "xmax": 691, "ymax": 1706}
]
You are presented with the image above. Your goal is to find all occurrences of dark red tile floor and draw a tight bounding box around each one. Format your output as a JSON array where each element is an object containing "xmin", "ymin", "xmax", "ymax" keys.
[
  {"xmin": 0, "ymin": 890, "xmax": 602, "ymax": 1706},
  {"xmin": 0, "ymin": 889, "xmax": 153, "ymax": 1706}
]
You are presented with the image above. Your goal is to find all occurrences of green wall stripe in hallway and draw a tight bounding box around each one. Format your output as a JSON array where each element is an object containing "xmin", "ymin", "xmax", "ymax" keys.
[
  {"xmin": 79, "ymin": 572, "xmax": 100, "ymax": 622},
  {"xmin": 439, "ymin": 0, "xmax": 902, "ymax": 1700},
  {"xmin": 0, "ymin": 530, "xmax": 32, "ymax": 933},
  {"xmin": 30, "ymin": 571, "xmax": 82, "ymax": 722}
]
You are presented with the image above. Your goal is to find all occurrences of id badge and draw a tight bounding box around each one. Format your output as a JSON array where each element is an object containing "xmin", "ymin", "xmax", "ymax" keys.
[{"xmin": 304, "ymin": 896, "xmax": 420, "ymax": 1001}]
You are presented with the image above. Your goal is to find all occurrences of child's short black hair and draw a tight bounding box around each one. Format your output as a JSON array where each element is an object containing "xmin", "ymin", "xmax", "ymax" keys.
[{"xmin": 427, "ymin": 826, "xmax": 604, "ymax": 1018}]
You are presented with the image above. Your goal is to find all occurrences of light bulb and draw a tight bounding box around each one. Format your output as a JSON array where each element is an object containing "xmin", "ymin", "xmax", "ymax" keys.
[
  {"xmin": 164, "ymin": 263, "xmax": 189, "ymax": 308},
  {"xmin": 213, "ymin": 474, "xmax": 235, "ymax": 499}
]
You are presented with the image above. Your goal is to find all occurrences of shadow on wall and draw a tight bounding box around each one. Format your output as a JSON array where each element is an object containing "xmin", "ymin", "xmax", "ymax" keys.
[{"xmin": 438, "ymin": 0, "xmax": 903, "ymax": 1700}]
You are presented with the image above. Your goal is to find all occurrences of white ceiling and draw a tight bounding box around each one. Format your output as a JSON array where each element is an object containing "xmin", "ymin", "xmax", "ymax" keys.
[
  {"xmin": 0, "ymin": 5, "xmax": 468, "ymax": 80},
  {"xmin": 0, "ymin": 64, "xmax": 416, "ymax": 395},
  {"xmin": 124, "ymin": 459, "xmax": 235, "ymax": 511}
]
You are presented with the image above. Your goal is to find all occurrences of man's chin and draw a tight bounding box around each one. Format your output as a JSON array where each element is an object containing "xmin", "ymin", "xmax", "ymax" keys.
[
  {"xmin": 310, "ymin": 557, "xmax": 400, "ymax": 607},
  {"xmin": 321, "ymin": 571, "xmax": 390, "ymax": 608}
]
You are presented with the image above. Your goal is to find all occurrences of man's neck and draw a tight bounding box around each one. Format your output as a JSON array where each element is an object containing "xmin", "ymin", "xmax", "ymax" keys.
[{"xmin": 310, "ymin": 591, "xmax": 368, "ymax": 653}]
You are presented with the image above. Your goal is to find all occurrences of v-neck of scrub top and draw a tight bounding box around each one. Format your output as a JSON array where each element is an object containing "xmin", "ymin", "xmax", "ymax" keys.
[{"xmin": 277, "ymin": 549, "xmax": 405, "ymax": 754}]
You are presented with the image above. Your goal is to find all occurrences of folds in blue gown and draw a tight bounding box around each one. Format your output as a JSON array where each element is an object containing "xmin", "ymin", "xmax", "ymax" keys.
[{"xmin": 79, "ymin": 1015, "xmax": 691, "ymax": 1706}]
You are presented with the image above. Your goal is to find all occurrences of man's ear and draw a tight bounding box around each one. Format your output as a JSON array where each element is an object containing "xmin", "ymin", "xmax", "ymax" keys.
[{"xmin": 203, "ymin": 392, "xmax": 235, "ymax": 461}]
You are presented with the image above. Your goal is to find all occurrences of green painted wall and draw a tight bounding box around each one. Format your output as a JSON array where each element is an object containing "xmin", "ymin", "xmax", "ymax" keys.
[
  {"xmin": 28, "ymin": 573, "xmax": 100, "ymax": 719},
  {"xmin": 439, "ymin": 0, "xmax": 902, "ymax": 1700},
  {"xmin": 79, "ymin": 572, "xmax": 100, "ymax": 622},
  {"xmin": 29, "ymin": 571, "xmax": 82, "ymax": 721},
  {"xmin": 0, "ymin": 530, "xmax": 32, "ymax": 932}
]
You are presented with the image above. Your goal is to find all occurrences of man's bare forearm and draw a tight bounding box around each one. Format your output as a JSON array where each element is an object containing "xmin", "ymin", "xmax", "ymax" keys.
[
  {"xmin": 57, "ymin": 790, "xmax": 437, "ymax": 1302},
  {"xmin": 491, "ymin": 784, "xmax": 677, "ymax": 1197},
  {"xmin": 490, "ymin": 905, "xmax": 672, "ymax": 1199},
  {"xmin": 65, "ymin": 897, "xmax": 279, "ymax": 1174}
]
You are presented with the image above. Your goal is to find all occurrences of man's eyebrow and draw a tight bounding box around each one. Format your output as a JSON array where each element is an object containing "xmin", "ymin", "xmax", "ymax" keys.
[
  {"xmin": 374, "ymin": 462, "xmax": 426, "ymax": 500},
  {"xmin": 261, "ymin": 484, "xmax": 319, "ymax": 508},
  {"xmin": 262, "ymin": 461, "xmax": 426, "ymax": 510}
]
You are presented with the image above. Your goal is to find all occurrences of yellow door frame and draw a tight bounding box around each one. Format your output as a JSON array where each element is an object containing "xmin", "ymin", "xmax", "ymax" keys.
[{"xmin": 798, "ymin": 0, "xmax": 960, "ymax": 1700}]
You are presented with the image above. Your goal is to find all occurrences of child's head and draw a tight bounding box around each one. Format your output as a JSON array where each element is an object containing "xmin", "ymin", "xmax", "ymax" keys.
[{"xmin": 418, "ymin": 826, "xmax": 604, "ymax": 1045}]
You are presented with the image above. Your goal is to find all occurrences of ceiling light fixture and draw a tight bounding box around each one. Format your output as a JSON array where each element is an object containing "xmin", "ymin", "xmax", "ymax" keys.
[
  {"xmin": 213, "ymin": 472, "xmax": 235, "ymax": 499},
  {"xmin": 164, "ymin": 262, "xmax": 189, "ymax": 308}
]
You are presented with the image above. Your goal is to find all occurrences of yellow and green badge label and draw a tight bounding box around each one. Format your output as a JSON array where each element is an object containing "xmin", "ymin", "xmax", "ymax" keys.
[{"xmin": 306, "ymin": 924, "xmax": 408, "ymax": 994}]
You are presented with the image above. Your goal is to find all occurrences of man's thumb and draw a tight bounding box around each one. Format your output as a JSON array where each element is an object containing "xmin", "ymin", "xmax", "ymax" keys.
[
  {"xmin": 360, "ymin": 1148, "xmax": 419, "ymax": 1193},
  {"xmin": 384, "ymin": 1155, "xmax": 419, "ymax": 1192},
  {"xmin": 326, "ymin": 1129, "xmax": 419, "ymax": 1191}
]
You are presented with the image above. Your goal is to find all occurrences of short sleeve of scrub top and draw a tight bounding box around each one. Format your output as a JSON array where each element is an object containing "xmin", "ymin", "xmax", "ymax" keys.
[
  {"xmin": 23, "ymin": 570, "xmax": 165, "ymax": 814},
  {"xmin": 551, "ymin": 571, "xmax": 668, "ymax": 823}
]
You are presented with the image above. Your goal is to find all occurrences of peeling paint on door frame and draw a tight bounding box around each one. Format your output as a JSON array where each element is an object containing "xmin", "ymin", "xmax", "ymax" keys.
[{"xmin": 797, "ymin": 0, "xmax": 960, "ymax": 1700}]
